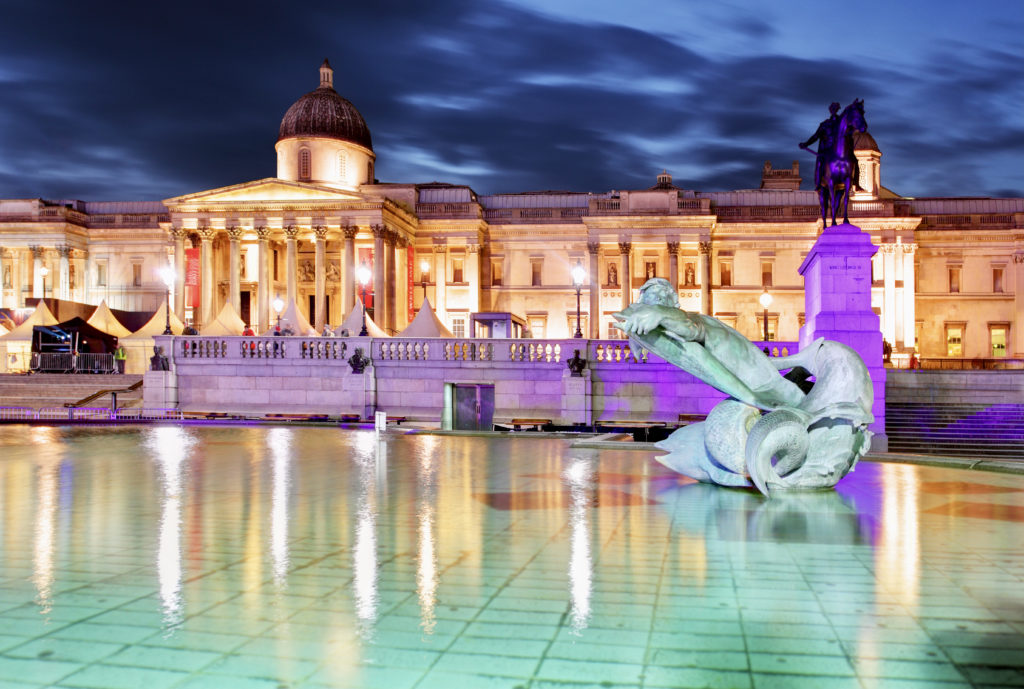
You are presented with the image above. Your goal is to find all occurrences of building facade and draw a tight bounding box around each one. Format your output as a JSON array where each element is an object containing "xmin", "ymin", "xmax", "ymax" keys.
[{"xmin": 2, "ymin": 61, "xmax": 1022, "ymax": 359}]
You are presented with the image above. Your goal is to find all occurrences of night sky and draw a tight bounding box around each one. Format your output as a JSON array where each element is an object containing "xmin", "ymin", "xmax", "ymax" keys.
[{"xmin": 0, "ymin": 0, "xmax": 1021, "ymax": 202}]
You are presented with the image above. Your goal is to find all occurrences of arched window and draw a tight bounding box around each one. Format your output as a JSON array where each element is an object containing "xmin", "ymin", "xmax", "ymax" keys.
[
  {"xmin": 338, "ymin": 152, "xmax": 347, "ymax": 179},
  {"xmin": 299, "ymin": 148, "xmax": 311, "ymax": 181}
]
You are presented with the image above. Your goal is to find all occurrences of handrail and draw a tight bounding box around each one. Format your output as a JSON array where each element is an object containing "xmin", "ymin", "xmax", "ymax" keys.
[{"xmin": 66, "ymin": 379, "xmax": 144, "ymax": 408}]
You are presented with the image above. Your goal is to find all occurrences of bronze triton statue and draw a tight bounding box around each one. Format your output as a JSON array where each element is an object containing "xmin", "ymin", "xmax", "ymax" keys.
[{"xmin": 800, "ymin": 99, "xmax": 867, "ymax": 226}]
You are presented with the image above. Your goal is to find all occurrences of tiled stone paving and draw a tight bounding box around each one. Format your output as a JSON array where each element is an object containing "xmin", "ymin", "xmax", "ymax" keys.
[{"xmin": 0, "ymin": 425, "xmax": 1022, "ymax": 688}]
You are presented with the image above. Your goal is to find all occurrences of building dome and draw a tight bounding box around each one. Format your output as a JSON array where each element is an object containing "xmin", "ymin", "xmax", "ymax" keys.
[
  {"xmin": 277, "ymin": 60, "xmax": 373, "ymax": 151},
  {"xmin": 853, "ymin": 131, "xmax": 880, "ymax": 153}
]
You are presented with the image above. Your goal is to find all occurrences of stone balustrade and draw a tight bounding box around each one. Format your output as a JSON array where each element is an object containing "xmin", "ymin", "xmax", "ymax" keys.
[{"xmin": 146, "ymin": 336, "xmax": 800, "ymax": 425}]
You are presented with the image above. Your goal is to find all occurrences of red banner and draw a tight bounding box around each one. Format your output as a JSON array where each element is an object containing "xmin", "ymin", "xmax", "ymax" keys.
[
  {"xmin": 357, "ymin": 247, "xmax": 374, "ymax": 308},
  {"xmin": 185, "ymin": 248, "xmax": 200, "ymax": 309}
]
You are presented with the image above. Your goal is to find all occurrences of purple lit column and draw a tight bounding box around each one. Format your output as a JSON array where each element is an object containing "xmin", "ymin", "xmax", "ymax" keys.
[
  {"xmin": 587, "ymin": 241, "xmax": 600, "ymax": 339},
  {"xmin": 618, "ymin": 241, "xmax": 631, "ymax": 311}
]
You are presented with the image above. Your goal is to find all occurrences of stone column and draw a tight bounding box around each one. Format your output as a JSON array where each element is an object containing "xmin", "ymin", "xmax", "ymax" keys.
[
  {"xmin": 314, "ymin": 225, "xmax": 327, "ymax": 331},
  {"xmin": 198, "ymin": 227, "xmax": 216, "ymax": 327},
  {"xmin": 9, "ymin": 250, "xmax": 21, "ymax": 308},
  {"xmin": 396, "ymin": 237, "xmax": 409, "ymax": 329},
  {"xmin": 667, "ymin": 241, "xmax": 680, "ymax": 292},
  {"xmin": 31, "ymin": 246, "xmax": 44, "ymax": 299},
  {"xmin": 384, "ymin": 230, "xmax": 397, "ymax": 333},
  {"xmin": 284, "ymin": 225, "xmax": 299, "ymax": 308},
  {"xmin": 587, "ymin": 242, "xmax": 600, "ymax": 339},
  {"xmin": 58, "ymin": 246, "xmax": 71, "ymax": 301},
  {"xmin": 618, "ymin": 242, "xmax": 632, "ymax": 311},
  {"xmin": 467, "ymin": 244, "xmax": 480, "ymax": 317},
  {"xmin": 171, "ymin": 227, "xmax": 186, "ymax": 319},
  {"xmin": 901, "ymin": 243, "xmax": 917, "ymax": 350},
  {"xmin": 699, "ymin": 240, "xmax": 711, "ymax": 315},
  {"xmin": 342, "ymin": 225, "xmax": 357, "ymax": 315},
  {"xmin": 227, "ymin": 226, "xmax": 242, "ymax": 317},
  {"xmin": 434, "ymin": 246, "xmax": 447, "ymax": 317},
  {"xmin": 1014, "ymin": 253, "xmax": 1024, "ymax": 357},
  {"xmin": 882, "ymin": 243, "xmax": 896, "ymax": 346},
  {"xmin": 372, "ymin": 225, "xmax": 386, "ymax": 327},
  {"xmin": 256, "ymin": 226, "xmax": 270, "ymax": 332}
]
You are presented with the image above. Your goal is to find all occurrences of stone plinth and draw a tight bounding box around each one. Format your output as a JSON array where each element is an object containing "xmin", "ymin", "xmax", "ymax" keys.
[
  {"xmin": 560, "ymin": 369, "xmax": 591, "ymax": 426},
  {"xmin": 343, "ymin": 366, "xmax": 377, "ymax": 420},
  {"xmin": 799, "ymin": 222, "xmax": 886, "ymax": 449},
  {"xmin": 143, "ymin": 370, "xmax": 178, "ymax": 408}
]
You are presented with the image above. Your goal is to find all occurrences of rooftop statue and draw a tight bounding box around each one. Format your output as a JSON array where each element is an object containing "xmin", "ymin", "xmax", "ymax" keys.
[
  {"xmin": 614, "ymin": 279, "xmax": 873, "ymax": 497},
  {"xmin": 799, "ymin": 99, "xmax": 867, "ymax": 226}
]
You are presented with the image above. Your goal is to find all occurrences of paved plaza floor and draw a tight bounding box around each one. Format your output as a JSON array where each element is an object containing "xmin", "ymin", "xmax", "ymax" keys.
[{"xmin": 0, "ymin": 425, "xmax": 1022, "ymax": 688}]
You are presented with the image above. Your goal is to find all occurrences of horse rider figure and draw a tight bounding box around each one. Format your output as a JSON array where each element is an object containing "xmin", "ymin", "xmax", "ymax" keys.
[{"xmin": 800, "ymin": 102, "xmax": 861, "ymax": 196}]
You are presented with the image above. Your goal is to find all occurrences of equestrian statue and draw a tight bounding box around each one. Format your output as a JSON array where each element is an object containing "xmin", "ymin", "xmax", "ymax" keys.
[{"xmin": 800, "ymin": 99, "xmax": 867, "ymax": 226}]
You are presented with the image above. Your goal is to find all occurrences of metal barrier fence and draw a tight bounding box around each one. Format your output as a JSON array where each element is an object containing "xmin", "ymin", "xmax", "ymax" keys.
[
  {"xmin": 29, "ymin": 352, "xmax": 116, "ymax": 374},
  {"xmin": 0, "ymin": 407, "xmax": 183, "ymax": 422}
]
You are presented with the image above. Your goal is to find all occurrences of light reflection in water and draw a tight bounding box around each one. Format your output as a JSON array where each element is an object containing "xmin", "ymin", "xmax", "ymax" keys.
[
  {"xmin": 268, "ymin": 428, "xmax": 292, "ymax": 590},
  {"xmin": 353, "ymin": 432, "xmax": 380, "ymax": 638},
  {"xmin": 146, "ymin": 426, "xmax": 196, "ymax": 633},
  {"xmin": 877, "ymin": 463, "xmax": 921, "ymax": 607},
  {"xmin": 417, "ymin": 436, "xmax": 438, "ymax": 635},
  {"xmin": 32, "ymin": 452, "xmax": 59, "ymax": 617},
  {"xmin": 564, "ymin": 456, "xmax": 593, "ymax": 635}
]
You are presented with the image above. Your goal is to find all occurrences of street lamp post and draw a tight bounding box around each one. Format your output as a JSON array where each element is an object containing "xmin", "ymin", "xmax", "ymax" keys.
[
  {"xmin": 39, "ymin": 265, "xmax": 49, "ymax": 299},
  {"xmin": 159, "ymin": 267, "xmax": 175, "ymax": 335},
  {"xmin": 273, "ymin": 297, "xmax": 284, "ymax": 329},
  {"xmin": 356, "ymin": 263, "xmax": 371, "ymax": 336},
  {"xmin": 572, "ymin": 262, "xmax": 586, "ymax": 339},
  {"xmin": 759, "ymin": 288, "xmax": 773, "ymax": 343}
]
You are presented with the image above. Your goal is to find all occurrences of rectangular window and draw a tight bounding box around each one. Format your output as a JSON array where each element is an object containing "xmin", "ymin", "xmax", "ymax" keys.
[
  {"xmin": 719, "ymin": 262, "xmax": 732, "ymax": 287},
  {"xmin": 991, "ymin": 327, "xmax": 1007, "ymax": 357},
  {"xmin": 96, "ymin": 263, "xmax": 107, "ymax": 287},
  {"xmin": 993, "ymin": 267, "xmax": 1004, "ymax": 293},
  {"xmin": 451, "ymin": 318, "xmax": 465, "ymax": 338},
  {"xmin": 420, "ymin": 266, "xmax": 430, "ymax": 284},
  {"xmin": 132, "ymin": 263, "xmax": 142, "ymax": 287},
  {"xmin": 491, "ymin": 260, "xmax": 502, "ymax": 286},
  {"xmin": 531, "ymin": 260, "xmax": 542, "ymax": 287},
  {"xmin": 761, "ymin": 262, "xmax": 773, "ymax": 288},
  {"xmin": 529, "ymin": 317, "xmax": 546, "ymax": 338},
  {"xmin": 948, "ymin": 267, "xmax": 960, "ymax": 293},
  {"xmin": 452, "ymin": 258, "xmax": 464, "ymax": 283},
  {"xmin": 760, "ymin": 315, "xmax": 777, "ymax": 341},
  {"xmin": 946, "ymin": 325, "xmax": 963, "ymax": 357},
  {"xmin": 568, "ymin": 314, "xmax": 586, "ymax": 337}
]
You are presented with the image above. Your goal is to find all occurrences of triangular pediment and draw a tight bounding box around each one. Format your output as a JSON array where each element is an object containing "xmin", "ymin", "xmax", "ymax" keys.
[{"xmin": 164, "ymin": 178, "xmax": 364, "ymax": 207}]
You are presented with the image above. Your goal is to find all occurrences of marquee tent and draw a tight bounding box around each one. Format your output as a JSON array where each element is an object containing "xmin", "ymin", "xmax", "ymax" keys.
[
  {"xmin": 200, "ymin": 302, "xmax": 247, "ymax": 336},
  {"xmin": 0, "ymin": 301, "xmax": 59, "ymax": 372},
  {"xmin": 86, "ymin": 300, "xmax": 133, "ymax": 338},
  {"xmin": 396, "ymin": 299, "xmax": 453, "ymax": 338},
  {"xmin": 335, "ymin": 304, "xmax": 388, "ymax": 338}
]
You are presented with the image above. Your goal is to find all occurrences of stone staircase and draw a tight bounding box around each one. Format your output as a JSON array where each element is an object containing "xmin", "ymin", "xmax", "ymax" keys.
[
  {"xmin": 886, "ymin": 402, "xmax": 1024, "ymax": 459},
  {"xmin": 0, "ymin": 373, "xmax": 144, "ymax": 410}
]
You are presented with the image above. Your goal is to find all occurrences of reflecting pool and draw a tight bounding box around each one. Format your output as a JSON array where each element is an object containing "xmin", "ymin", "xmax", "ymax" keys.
[{"xmin": 0, "ymin": 426, "xmax": 1023, "ymax": 688}]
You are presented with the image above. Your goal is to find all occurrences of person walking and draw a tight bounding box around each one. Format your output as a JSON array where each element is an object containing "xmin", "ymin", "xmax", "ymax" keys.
[{"xmin": 114, "ymin": 343, "xmax": 127, "ymax": 374}]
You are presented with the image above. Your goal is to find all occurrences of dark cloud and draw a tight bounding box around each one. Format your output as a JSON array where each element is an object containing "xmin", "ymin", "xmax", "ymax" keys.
[{"xmin": 0, "ymin": 0, "xmax": 1019, "ymax": 201}]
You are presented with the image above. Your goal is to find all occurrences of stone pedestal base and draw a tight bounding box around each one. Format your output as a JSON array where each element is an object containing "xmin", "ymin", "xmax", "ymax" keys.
[
  {"xmin": 143, "ymin": 370, "xmax": 178, "ymax": 408},
  {"xmin": 560, "ymin": 369, "xmax": 592, "ymax": 426},
  {"xmin": 799, "ymin": 223, "xmax": 887, "ymax": 451},
  {"xmin": 343, "ymin": 367, "xmax": 377, "ymax": 420}
]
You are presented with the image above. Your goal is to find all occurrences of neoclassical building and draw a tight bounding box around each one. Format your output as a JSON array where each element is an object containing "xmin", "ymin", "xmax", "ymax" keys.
[{"xmin": 2, "ymin": 60, "xmax": 1022, "ymax": 360}]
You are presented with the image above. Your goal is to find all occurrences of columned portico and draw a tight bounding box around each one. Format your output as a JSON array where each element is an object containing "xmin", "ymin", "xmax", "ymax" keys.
[
  {"xmin": 342, "ymin": 225, "xmax": 357, "ymax": 314},
  {"xmin": 467, "ymin": 244, "xmax": 480, "ymax": 316},
  {"xmin": 434, "ymin": 246, "xmax": 447, "ymax": 316},
  {"xmin": 256, "ymin": 226, "xmax": 270, "ymax": 331},
  {"xmin": 587, "ymin": 241, "xmax": 600, "ymax": 339},
  {"xmin": 618, "ymin": 241, "xmax": 631, "ymax": 310},
  {"xmin": 699, "ymin": 240, "xmax": 711, "ymax": 315},
  {"xmin": 227, "ymin": 226, "xmax": 242, "ymax": 317},
  {"xmin": 902, "ymin": 243, "xmax": 917, "ymax": 350},
  {"xmin": 198, "ymin": 227, "xmax": 216, "ymax": 327},
  {"xmin": 882, "ymin": 243, "xmax": 897, "ymax": 345},
  {"xmin": 171, "ymin": 227, "xmax": 186, "ymax": 318},
  {"xmin": 667, "ymin": 241, "xmax": 680, "ymax": 292},
  {"xmin": 314, "ymin": 225, "xmax": 327, "ymax": 331},
  {"xmin": 1014, "ymin": 253, "xmax": 1024, "ymax": 356},
  {"xmin": 371, "ymin": 225, "xmax": 386, "ymax": 327},
  {"xmin": 284, "ymin": 225, "xmax": 299, "ymax": 307},
  {"xmin": 58, "ymin": 246, "xmax": 71, "ymax": 301},
  {"xmin": 384, "ymin": 230, "xmax": 396, "ymax": 333},
  {"xmin": 31, "ymin": 246, "xmax": 43, "ymax": 299}
]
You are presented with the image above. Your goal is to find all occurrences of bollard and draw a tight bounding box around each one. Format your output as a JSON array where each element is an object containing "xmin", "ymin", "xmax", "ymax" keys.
[{"xmin": 374, "ymin": 411, "xmax": 387, "ymax": 433}]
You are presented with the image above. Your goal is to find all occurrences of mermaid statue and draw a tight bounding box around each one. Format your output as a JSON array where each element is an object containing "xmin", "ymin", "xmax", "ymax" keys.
[{"xmin": 614, "ymin": 278, "xmax": 873, "ymax": 497}]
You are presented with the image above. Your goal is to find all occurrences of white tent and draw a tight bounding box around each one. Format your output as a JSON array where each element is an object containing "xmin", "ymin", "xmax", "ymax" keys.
[
  {"xmin": 335, "ymin": 304, "xmax": 388, "ymax": 338},
  {"xmin": 0, "ymin": 301, "xmax": 59, "ymax": 372},
  {"xmin": 261, "ymin": 300, "xmax": 315, "ymax": 336},
  {"xmin": 0, "ymin": 322, "xmax": 8, "ymax": 336},
  {"xmin": 121, "ymin": 303, "xmax": 185, "ymax": 374},
  {"xmin": 200, "ymin": 302, "xmax": 247, "ymax": 336},
  {"xmin": 86, "ymin": 300, "xmax": 133, "ymax": 338},
  {"xmin": 397, "ymin": 298, "xmax": 453, "ymax": 338}
]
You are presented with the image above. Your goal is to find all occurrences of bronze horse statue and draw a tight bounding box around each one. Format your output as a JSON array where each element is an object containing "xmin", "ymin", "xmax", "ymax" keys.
[{"xmin": 802, "ymin": 99, "xmax": 867, "ymax": 226}]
